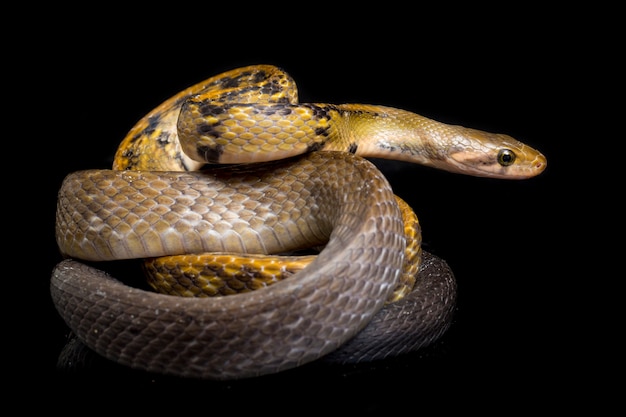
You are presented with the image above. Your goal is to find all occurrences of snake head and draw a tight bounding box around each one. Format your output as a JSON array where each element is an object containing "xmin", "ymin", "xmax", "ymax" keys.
[{"xmin": 444, "ymin": 128, "xmax": 547, "ymax": 179}]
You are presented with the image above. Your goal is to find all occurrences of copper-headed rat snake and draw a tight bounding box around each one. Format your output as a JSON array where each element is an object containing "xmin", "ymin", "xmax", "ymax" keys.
[{"xmin": 51, "ymin": 65, "xmax": 546, "ymax": 380}]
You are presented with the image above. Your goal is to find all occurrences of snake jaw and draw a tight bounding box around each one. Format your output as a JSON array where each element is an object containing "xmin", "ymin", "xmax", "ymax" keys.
[{"xmin": 445, "ymin": 148, "xmax": 547, "ymax": 179}]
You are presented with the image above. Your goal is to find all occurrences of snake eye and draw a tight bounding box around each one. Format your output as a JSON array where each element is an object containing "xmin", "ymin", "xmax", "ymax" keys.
[{"xmin": 497, "ymin": 149, "xmax": 516, "ymax": 166}]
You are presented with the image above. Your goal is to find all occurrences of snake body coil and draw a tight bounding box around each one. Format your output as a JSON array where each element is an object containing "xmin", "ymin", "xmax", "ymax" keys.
[{"xmin": 51, "ymin": 65, "xmax": 546, "ymax": 380}]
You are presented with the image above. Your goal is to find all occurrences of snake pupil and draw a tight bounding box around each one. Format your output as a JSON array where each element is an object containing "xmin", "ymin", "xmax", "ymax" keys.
[{"xmin": 497, "ymin": 149, "xmax": 516, "ymax": 166}]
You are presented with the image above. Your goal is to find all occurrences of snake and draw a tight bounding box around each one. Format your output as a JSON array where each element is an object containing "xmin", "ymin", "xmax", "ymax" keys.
[{"xmin": 51, "ymin": 64, "xmax": 547, "ymax": 380}]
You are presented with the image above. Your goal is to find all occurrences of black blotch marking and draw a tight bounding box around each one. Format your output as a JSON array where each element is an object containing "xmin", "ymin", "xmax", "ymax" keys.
[
  {"xmin": 377, "ymin": 142, "xmax": 397, "ymax": 152},
  {"xmin": 216, "ymin": 70, "xmax": 268, "ymax": 90},
  {"xmin": 251, "ymin": 70, "xmax": 269, "ymax": 84},
  {"xmin": 156, "ymin": 131, "xmax": 174, "ymax": 145},
  {"xmin": 198, "ymin": 102, "xmax": 228, "ymax": 116},
  {"xmin": 220, "ymin": 73, "xmax": 248, "ymax": 89},
  {"xmin": 342, "ymin": 108, "xmax": 381, "ymax": 117},
  {"xmin": 218, "ymin": 76, "xmax": 238, "ymax": 89},
  {"xmin": 126, "ymin": 113, "xmax": 163, "ymax": 146},
  {"xmin": 175, "ymin": 150, "xmax": 192, "ymax": 171},
  {"xmin": 217, "ymin": 85, "xmax": 261, "ymax": 102},
  {"xmin": 146, "ymin": 114, "xmax": 163, "ymax": 130},
  {"xmin": 197, "ymin": 144, "xmax": 224, "ymax": 164},
  {"xmin": 260, "ymin": 79, "xmax": 283, "ymax": 96},
  {"xmin": 307, "ymin": 141, "xmax": 326, "ymax": 152},
  {"xmin": 120, "ymin": 148, "xmax": 134, "ymax": 159},
  {"xmin": 314, "ymin": 127, "xmax": 329, "ymax": 136},
  {"xmin": 304, "ymin": 104, "xmax": 333, "ymax": 119},
  {"xmin": 348, "ymin": 143, "xmax": 358, "ymax": 154},
  {"xmin": 197, "ymin": 122, "xmax": 222, "ymax": 137}
]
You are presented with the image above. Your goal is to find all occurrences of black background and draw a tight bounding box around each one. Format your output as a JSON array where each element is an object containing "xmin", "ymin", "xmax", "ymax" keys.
[{"xmin": 15, "ymin": 6, "xmax": 613, "ymax": 413}]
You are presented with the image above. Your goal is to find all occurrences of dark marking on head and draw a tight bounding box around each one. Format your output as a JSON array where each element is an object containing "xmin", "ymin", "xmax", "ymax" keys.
[
  {"xmin": 471, "ymin": 154, "xmax": 496, "ymax": 166},
  {"xmin": 348, "ymin": 143, "xmax": 358, "ymax": 154},
  {"xmin": 197, "ymin": 144, "xmax": 224, "ymax": 164}
]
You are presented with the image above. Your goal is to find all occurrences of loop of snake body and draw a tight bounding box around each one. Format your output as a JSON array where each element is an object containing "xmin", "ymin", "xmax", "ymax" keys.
[{"xmin": 51, "ymin": 65, "xmax": 547, "ymax": 380}]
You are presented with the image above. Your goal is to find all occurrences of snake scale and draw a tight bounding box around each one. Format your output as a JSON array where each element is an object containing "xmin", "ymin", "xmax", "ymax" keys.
[{"xmin": 51, "ymin": 65, "xmax": 547, "ymax": 380}]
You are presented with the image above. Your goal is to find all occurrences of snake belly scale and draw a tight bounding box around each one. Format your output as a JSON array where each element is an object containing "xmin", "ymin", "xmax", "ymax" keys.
[{"xmin": 51, "ymin": 65, "xmax": 546, "ymax": 380}]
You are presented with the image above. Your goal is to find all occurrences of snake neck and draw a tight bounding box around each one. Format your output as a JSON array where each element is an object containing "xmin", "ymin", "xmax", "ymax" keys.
[
  {"xmin": 115, "ymin": 99, "xmax": 546, "ymax": 180},
  {"xmin": 324, "ymin": 104, "xmax": 444, "ymax": 165},
  {"xmin": 327, "ymin": 104, "xmax": 546, "ymax": 180}
]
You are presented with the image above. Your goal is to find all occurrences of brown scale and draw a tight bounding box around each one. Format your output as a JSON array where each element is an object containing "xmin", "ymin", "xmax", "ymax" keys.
[
  {"xmin": 110, "ymin": 65, "xmax": 426, "ymax": 304},
  {"xmin": 145, "ymin": 195, "xmax": 420, "ymax": 303}
]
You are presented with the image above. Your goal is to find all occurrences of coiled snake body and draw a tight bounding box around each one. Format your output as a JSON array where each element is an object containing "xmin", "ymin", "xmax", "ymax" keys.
[{"xmin": 51, "ymin": 65, "xmax": 546, "ymax": 380}]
